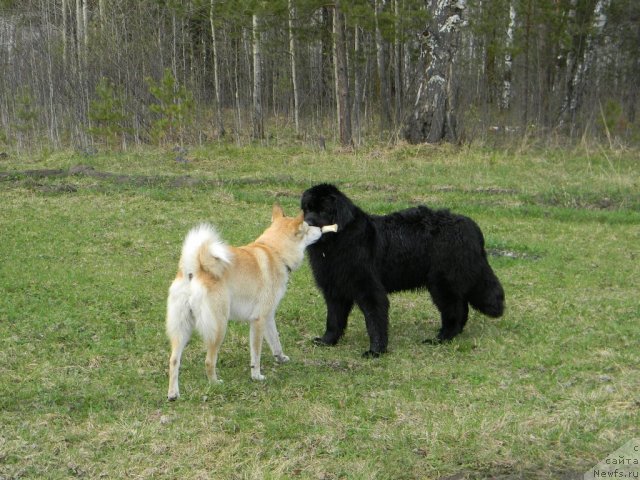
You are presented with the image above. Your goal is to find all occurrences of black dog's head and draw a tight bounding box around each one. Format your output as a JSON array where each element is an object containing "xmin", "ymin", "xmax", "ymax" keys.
[{"xmin": 301, "ymin": 184, "xmax": 355, "ymax": 230}]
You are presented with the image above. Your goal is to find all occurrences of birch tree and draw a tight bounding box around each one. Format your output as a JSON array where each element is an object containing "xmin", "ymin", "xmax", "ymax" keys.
[
  {"xmin": 405, "ymin": 0, "xmax": 466, "ymax": 143},
  {"xmin": 560, "ymin": 0, "xmax": 610, "ymax": 130},
  {"xmin": 75, "ymin": 0, "xmax": 85, "ymax": 70},
  {"xmin": 82, "ymin": 0, "xmax": 88, "ymax": 53},
  {"xmin": 393, "ymin": 0, "xmax": 402, "ymax": 124},
  {"xmin": 288, "ymin": 0, "xmax": 300, "ymax": 135},
  {"xmin": 333, "ymin": 0, "xmax": 351, "ymax": 146},
  {"xmin": 501, "ymin": 2, "xmax": 515, "ymax": 111},
  {"xmin": 252, "ymin": 13, "xmax": 264, "ymax": 140},
  {"xmin": 98, "ymin": 0, "xmax": 105, "ymax": 31},
  {"xmin": 375, "ymin": 0, "xmax": 392, "ymax": 132},
  {"xmin": 210, "ymin": 0, "xmax": 225, "ymax": 137},
  {"xmin": 353, "ymin": 24, "xmax": 363, "ymax": 145},
  {"xmin": 62, "ymin": 0, "xmax": 68, "ymax": 67}
]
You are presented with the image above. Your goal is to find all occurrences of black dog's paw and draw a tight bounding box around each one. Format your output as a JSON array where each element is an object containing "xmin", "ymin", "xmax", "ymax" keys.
[
  {"xmin": 362, "ymin": 349, "xmax": 384, "ymax": 358},
  {"xmin": 313, "ymin": 336, "xmax": 338, "ymax": 346}
]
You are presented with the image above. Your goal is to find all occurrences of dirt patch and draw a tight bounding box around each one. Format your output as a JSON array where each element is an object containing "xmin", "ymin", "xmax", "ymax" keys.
[
  {"xmin": 0, "ymin": 165, "xmax": 294, "ymax": 190},
  {"xmin": 487, "ymin": 248, "xmax": 542, "ymax": 261},
  {"xmin": 534, "ymin": 191, "xmax": 636, "ymax": 211},
  {"xmin": 433, "ymin": 185, "xmax": 520, "ymax": 195},
  {"xmin": 35, "ymin": 183, "xmax": 79, "ymax": 194},
  {"xmin": 0, "ymin": 168, "xmax": 68, "ymax": 179}
]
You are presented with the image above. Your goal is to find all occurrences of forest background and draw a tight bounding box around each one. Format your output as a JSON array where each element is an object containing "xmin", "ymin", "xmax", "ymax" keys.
[{"xmin": 1, "ymin": 0, "xmax": 639, "ymax": 151}]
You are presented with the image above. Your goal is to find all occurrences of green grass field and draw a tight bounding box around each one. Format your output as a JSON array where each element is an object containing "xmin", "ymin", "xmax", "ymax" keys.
[{"xmin": 1, "ymin": 144, "xmax": 638, "ymax": 479}]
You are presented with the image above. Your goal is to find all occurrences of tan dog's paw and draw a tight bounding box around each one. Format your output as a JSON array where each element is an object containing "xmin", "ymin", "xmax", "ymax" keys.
[
  {"xmin": 251, "ymin": 372, "xmax": 266, "ymax": 381},
  {"xmin": 275, "ymin": 354, "xmax": 290, "ymax": 363}
]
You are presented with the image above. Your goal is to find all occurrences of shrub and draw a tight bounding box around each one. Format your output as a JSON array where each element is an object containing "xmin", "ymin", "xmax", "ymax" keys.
[
  {"xmin": 88, "ymin": 78, "xmax": 130, "ymax": 150},
  {"xmin": 146, "ymin": 68, "xmax": 194, "ymax": 145}
]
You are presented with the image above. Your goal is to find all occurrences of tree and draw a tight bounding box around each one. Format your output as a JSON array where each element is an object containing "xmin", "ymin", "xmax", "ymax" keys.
[
  {"xmin": 559, "ymin": 0, "xmax": 611, "ymax": 132},
  {"xmin": 252, "ymin": 12, "xmax": 264, "ymax": 140},
  {"xmin": 375, "ymin": 0, "xmax": 392, "ymax": 132},
  {"xmin": 210, "ymin": 0, "xmax": 225, "ymax": 138},
  {"xmin": 288, "ymin": 0, "xmax": 300, "ymax": 135},
  {"xmin": 88, "ymin": 78, "xmax": 129, "ymax": 149},
  {"xmin": 147, "ymin": 68, "xmax": 194, "ymax": 145},
  {"xmin": 405, "ymin": 0, "xmax": 466, "ymax": 144},
  {"xmin": 333, "ymin": 0, "xmax": 352, "ymax": 146},
  {"xmin": 12, "ymin": 87, "xmax": 38, "ymax": 150},
  {"xmin": 501, "ymin": 2, "xmax": 516, "ymax": 111}
]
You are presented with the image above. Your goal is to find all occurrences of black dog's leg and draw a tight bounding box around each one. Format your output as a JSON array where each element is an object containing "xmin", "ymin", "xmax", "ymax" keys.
[
  {"xmin": 356, "ymin": 289, "xmax": 390, "ymax": 357},
  {"xmin": 436, "ymin": 300, "xmax": 468, "ymax": 342},
  {"xmin": 314, "ymin": 297, "xmax": 353, "ymax": 346},
  {"xmin": 426, "ymin": 285, "xmax": 469, "ymax": 343}
]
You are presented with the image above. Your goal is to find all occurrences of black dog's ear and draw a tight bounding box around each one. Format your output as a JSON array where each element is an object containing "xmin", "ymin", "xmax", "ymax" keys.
[{"xmin": 333, "ymin": 193, "xmax": 355, "ymax": 227}]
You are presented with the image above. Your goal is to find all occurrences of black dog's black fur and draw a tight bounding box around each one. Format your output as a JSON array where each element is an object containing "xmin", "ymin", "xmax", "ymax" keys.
[{"xmin": 301, "ymin": 184, "xmax": 505, "ymax": 357}]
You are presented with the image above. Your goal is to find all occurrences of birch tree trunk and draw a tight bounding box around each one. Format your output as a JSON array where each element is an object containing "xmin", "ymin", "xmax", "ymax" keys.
[
  {"xmin": 501, "ymin": 2, "xmax": 515, "ymax": 111},
  {"xmin": 232, "ymin": 36, "xmax": 242, "ymax": 144},
  {"xmin": 210, "ymin": 0, "xmax": 225, "ymax": 137},
  {"xmin": 522, "ymin": 0, "xmax": 532, "ymax": 125},
  {"xmin": 393, "ymin": 0, "xmax": 402, "ymax": 125},
  {"xmin": 321, "ymin": 7, "xmax": 333, "ymax": 123},
  {"xmin": 353, "ymin": 24, "xmax": 362, "ymax": 146},
  {"xmin": 171, "ymin": 10, "xmax": 178, "ymax": 81},
  {"xmin": 375, "ymin": 0, "xmax": 392, "ymax": 132},
  {"xmin": 75, "ymin": 0, "xmax": 84, "ymax": 70},
  {"xmin": 75, "ymin": 0, "xmax": 88, "ymax": 130},
  {"xmin": 252, "ymin": 13, "xmax": 264, "ymax": 140},
  {"xmin": 560, "ymin": 0, "xmax": 610, "ymax": 131},
  {"xmin": 98, "ymin": 0, "xmax": 105, "ymax": 31},
  {"xmin": 405, "ymin": 0, "xmax": 465, "ymax": 144},
  {"xmin": 62, "ymin": 0, "xmax": 68, "ymax": 67},
  {"xmin": 82, "ymin": 0, "xmax": 89, "ymax": 57},
  {"xmin": 288, "ymin": 0, "xmax": 300, "ymax": 135},
  {"xmin": 333, "ymin": 1, "xmax": 352, "ymax": 146}
]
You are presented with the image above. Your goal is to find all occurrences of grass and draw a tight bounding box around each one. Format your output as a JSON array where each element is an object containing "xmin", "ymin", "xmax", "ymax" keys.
[{"xmin": 0, "ymin": 143, "xmax": 638, "ymax": 479}]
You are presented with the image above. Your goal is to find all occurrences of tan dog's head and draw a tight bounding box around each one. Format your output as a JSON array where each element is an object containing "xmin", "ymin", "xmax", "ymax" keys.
[
  {"xmin": 270, "ymin": 204, "xmax": 322, "ymax": 247},
  {"xmin": 257, "ymin": 204, "xmax": 322, "ymax": 271}
]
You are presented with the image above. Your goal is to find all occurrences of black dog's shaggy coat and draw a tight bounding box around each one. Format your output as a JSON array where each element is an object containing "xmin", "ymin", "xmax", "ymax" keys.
[{"xmin": 301, "ymin": 183, "xmax": 505, "ymax": 356}]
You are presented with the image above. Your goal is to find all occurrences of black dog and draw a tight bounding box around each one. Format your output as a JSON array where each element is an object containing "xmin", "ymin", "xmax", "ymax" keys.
[{"xmin": 301, "ymin": 183, "xmax": 504, "ymax": 357}]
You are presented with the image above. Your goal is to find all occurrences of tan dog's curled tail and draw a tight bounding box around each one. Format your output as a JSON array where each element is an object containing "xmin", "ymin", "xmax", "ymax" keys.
[{"xmin": 180, "ymin": 223, "xmax": 232, "ymax": 279}]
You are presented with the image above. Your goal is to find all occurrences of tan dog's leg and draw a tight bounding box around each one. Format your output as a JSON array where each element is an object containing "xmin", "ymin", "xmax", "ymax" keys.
[
  {"xmin": 204, "ymin": 335, "xmax": 225, "ymax": 384},
  {"xmin": 166, "ymin": 287, "xmax": 193, "ymax": 401},
  {"xmin": 249, "ymin": 317, "xmax": 266, "ymax": 381},
  {"xmin": 167, "ymin": 332, "xmax": 191, "ymax": 401},
  {"xmin": 264, "ymin": 312, "xmax": 290, "ymax": 364},
  {"xmin": 200, "ymin": 294, "xmax": 228, "ymax": 384}
]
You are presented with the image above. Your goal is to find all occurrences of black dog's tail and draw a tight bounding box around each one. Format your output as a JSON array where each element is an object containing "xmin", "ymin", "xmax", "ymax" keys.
[{"xmin": 468, "ymin": 259, "xmax": 505, "ymax": 318}]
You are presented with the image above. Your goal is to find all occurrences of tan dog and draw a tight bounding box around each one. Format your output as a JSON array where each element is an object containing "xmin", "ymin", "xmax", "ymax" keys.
[{"xmin": 166, "ymin": 205, "xmax": 322, "ymax": 400}]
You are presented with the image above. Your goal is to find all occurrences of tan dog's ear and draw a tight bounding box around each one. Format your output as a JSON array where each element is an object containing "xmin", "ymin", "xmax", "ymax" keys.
[
  {"xmin": 295, "ymin": 211, "xmax": 304, "ymax": 222},
  {"xmin": 272, "ymin": 204, "xmax": 285, "ymax": 221}
]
